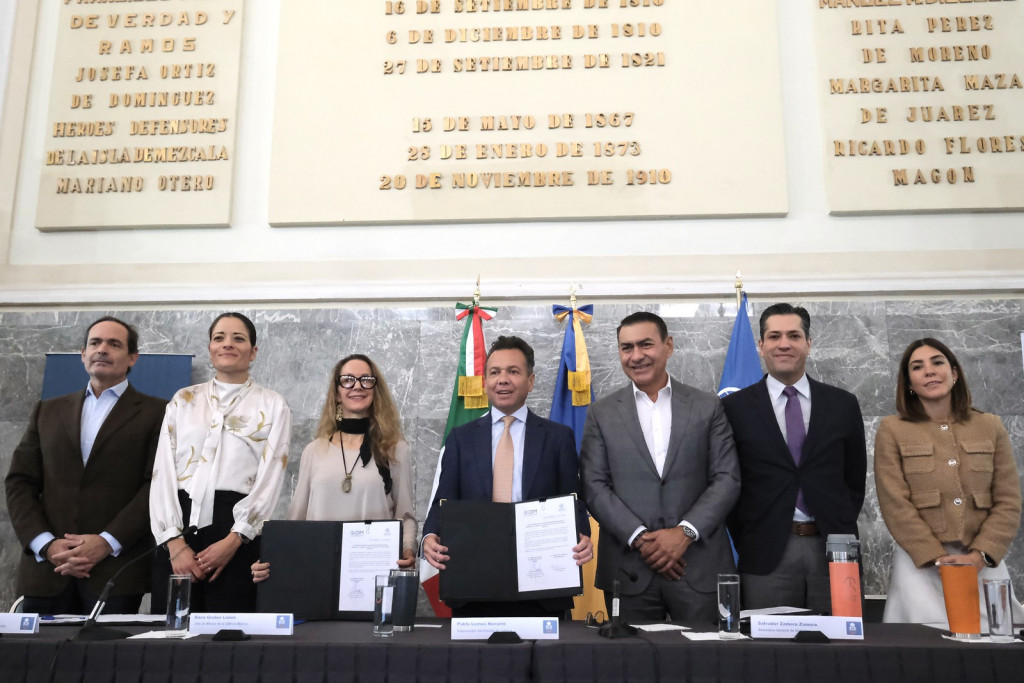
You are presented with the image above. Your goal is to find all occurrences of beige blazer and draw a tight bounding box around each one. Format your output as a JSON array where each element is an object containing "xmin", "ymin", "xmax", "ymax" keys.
[{"xmin": 874, "ymin": 410, "xmax": 1021, "ymax": 568}]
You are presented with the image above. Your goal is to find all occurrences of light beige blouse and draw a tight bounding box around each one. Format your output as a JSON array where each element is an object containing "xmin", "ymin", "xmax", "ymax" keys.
[{"xmin": 287, "ymin": 437, "xmax": 417, "ymax": 554}]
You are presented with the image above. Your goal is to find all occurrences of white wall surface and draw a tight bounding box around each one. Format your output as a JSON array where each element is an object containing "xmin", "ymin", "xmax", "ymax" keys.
[{"xmin": 0, "ymin": 1, "xmax": 1022, "ymax": 307}]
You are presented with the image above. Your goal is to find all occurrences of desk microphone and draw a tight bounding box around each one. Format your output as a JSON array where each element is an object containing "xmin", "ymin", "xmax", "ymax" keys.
[
  {"xmin": 76, "ymin": 526, "xmax": 198, "ymax": 641},
  {"xmin": 599, "ymin": 568, "xmax": 638, "ymax": 639}
]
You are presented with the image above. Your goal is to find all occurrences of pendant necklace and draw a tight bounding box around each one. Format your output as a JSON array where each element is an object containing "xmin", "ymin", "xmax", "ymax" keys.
[
  {"xmin": 339, "ymin": 435, "xmax": 360, "ymax": 493},
  {"xmin": 335, "ymin": 417, "xmax": 370, "ymax": 494}
]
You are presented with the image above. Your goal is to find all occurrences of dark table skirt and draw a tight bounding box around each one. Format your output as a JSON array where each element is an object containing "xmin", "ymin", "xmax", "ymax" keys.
[{"xmin": 2, "ymin": 620, "xmax": 1021, "ymax": 683}]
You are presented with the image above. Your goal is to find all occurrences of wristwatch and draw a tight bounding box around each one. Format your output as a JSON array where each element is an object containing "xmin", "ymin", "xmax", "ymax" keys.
[
  {"xmin": 974, "ymin": 548, "xmax": 995, "ymax": 567},
  {"xmin": 682, "ymin": 526, "xmax": 698, "ymax": 541},
  {"xmin": 236, "ymin": 532, "xmax": 251, "ymax": 545}
]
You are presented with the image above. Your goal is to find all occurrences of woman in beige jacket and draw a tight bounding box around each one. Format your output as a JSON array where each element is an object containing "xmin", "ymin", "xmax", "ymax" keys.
[{"xmin": 875, "ymin": 338, "xmax": 1022, "ymax": 627}]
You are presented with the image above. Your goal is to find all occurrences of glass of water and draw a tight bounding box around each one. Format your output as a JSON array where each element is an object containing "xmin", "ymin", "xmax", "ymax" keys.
[
  {"xmin": 983, "ymin": 578, "xmax": 1014, "ymax": 643},
  {"xmin": 717, "ymin": 573, "xmax": 742, "ymax": 639},
  {"xmin": 165, "ymin": 574, "xmax": 191, "ymax": 638},
  {"xmin": 373, "ymin": 575, "xmax": 394, "ymax": 637}
]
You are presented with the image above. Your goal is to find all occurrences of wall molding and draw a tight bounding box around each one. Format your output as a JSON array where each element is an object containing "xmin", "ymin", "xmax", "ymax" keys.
[{"xmin": 3, "ymin": 273, "xmax": 1023, "ymax": 308}]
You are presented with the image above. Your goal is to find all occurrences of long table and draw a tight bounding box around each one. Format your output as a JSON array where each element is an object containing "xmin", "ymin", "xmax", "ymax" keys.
[
  {"xmin": 539, "ymin": 622, "xmax": 1024, "ymax": 683},
  {"xmin": 2, "ymin": 621, "xmax": 1021, "ymax": 683}
]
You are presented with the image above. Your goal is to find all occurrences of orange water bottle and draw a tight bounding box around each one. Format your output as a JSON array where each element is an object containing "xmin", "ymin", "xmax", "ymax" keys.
[{"xmin": 826, "ymin": 534, "xmax": 862, "ymax": 618}]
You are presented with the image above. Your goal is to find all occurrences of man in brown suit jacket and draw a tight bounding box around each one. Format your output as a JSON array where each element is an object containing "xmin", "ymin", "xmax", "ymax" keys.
[{"xmin": 5, "ymin": 316, "xmax": 166, "ymax": 614}]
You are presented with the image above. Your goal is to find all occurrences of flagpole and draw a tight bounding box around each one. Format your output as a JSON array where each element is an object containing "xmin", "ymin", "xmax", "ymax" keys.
[
  {"xmin": 549, "ymin": 285, "xmax": 602, "ymax": 621},
  {"xmin": 734, "ymin": 270, "xmax": 743, "ymax": 311},
  {"xmin": 421, "ymin": 281, "xmax": 495, "ymax": 617}
]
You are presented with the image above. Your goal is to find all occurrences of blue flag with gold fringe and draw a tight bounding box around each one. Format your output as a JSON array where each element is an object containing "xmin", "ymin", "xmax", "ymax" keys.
[
  {"xmin": 550, "ymin": 304, "xmax": 594, "ymax": 453},
  {"xmin": 551, "ymin": 303, "xmax": 603, "ymax": 621}
]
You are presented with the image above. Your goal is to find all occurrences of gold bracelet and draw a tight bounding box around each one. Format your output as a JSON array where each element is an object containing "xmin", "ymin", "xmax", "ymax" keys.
[{"xmin": 169, "ymin": 545, "xmax": 192, "ymax": 562}]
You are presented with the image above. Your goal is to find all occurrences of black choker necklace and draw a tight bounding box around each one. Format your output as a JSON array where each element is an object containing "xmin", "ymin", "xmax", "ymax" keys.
[{"xmin": 337, "ymin": 417, "xmax": 370, "ymax": 434}]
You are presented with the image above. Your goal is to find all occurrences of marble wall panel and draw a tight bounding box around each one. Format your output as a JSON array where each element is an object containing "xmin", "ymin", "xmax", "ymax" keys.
[
  {"xmin": 883, "ymin": 300, "xmax": 1024, "ymax": 416},
  {"xmin": 0, "ymin": 322, "xmax": 82, "ymax": 422},
  {"xmin": 1, "ymin": 300, "xmax": 1022, "ymax": 615},
  {"xmin": 0, "ymin": 421, "xmax": 24, "ymax": 611}
]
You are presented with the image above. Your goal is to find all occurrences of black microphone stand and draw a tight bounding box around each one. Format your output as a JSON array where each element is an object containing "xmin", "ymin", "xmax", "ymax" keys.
[
  {"xmin": 75, "ymin": 581, "xmax": 131, "ymax": 641},
  {"xmin": 75, "ymin": 526, "xmax": 197, "ymax": 641},
  {"xmin": 598, "ymin": 576, "xmax": 638, "ymax": 639}
]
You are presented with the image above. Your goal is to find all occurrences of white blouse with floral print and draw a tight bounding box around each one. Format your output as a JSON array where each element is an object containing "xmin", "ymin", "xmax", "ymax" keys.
[{"xmin": 150, "ymin": 378, "xmax": 291, "ymax": 545}]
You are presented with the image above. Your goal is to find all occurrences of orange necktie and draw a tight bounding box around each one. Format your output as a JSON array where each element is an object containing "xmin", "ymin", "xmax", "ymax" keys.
[{"xmin": 492, "ymin": 415, "xmax": 515, "ymax": 503}]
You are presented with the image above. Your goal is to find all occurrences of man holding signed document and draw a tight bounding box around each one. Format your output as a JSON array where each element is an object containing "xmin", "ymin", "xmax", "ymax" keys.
[{"xmin": 422, "ymin": 335, "xmax": 592, "ymax": 618}]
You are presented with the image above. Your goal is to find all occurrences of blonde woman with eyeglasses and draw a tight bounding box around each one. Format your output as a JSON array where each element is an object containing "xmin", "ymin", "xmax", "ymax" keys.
[{"xmin": 251, "ymin": 354, "xmax": 416, "ymax": 582}]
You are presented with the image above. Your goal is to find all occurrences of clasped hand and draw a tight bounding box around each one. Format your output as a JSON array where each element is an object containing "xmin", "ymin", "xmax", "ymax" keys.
[
  {"xmin": 194, "ymin": 534, "xmax": 242, "ymax": 582},
  {"xmin": 636, "ymin": 527, "xmax": 690, "ymax": 580},
  {"xmin": 166, "ymin": 533, "xmax": 241, "ymax": 583},
  {"xmin": 49, "ymin": 534, "xmax": 112, "ymax": 578},
  {"xmin": 936, "ymin": 550, "xmax": 986, "ymax": 570}
]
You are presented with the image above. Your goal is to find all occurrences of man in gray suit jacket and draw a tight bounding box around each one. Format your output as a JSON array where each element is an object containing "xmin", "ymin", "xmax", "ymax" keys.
[
  {"xmin": 580, "ymin": 312, "xmax": 741, "ymax": 623},
  {"xmin": 6, "ymin": 316, "xmax": 165, "ymax": 614}
]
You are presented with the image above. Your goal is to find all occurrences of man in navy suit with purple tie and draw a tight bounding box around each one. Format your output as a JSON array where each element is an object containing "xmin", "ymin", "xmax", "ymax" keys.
[{"xmin": 722, "ymin": 303, "xmax": 866, "ymax": 612}]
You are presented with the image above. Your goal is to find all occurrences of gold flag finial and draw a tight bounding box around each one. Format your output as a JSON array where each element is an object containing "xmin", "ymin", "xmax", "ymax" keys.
[
  {"xmin": 569, "ymin": 282, "xmax": 580, "ymax": 309},
  {"xmin": 473, "ymin": 275, "xmax": 481, "ymax": 307},
  {"xmin": 734, "ymin": 270, "xmax": 743, "ymax": 310}
]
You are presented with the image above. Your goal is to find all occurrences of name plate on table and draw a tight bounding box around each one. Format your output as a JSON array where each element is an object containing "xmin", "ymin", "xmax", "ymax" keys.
[
  {"xmin": 751, "ymin": 615, "xmax": 864, "ymax": 640},
  {"xmin": 189, "ymin": 613, "xmax": 294, "ymax": 636},
  {"xmin": 451, "ymin": 617, "xmax": 559, "ymax": 641},
  {"xmin": 0, "ymin": 613, "xmax": 39, "ymax": 634}
]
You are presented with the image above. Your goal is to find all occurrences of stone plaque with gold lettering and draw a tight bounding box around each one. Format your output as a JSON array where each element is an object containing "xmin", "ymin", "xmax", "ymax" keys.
[
  {"xmin": 36, "ymin": 0, "xmax": 244, "ymax": 231},
  {"xmin": 815, "ymin": 1, "xmax": 1024, "ymax": 214},
  {"xmin": 269, "ymin": 0, "xmax": 788, "ymax": 225}
]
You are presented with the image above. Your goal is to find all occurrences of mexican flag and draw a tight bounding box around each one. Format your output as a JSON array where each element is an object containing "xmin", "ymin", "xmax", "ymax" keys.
[{"xmin": 420, "ymin": 302, "xmax": 496, "ymax": 616}]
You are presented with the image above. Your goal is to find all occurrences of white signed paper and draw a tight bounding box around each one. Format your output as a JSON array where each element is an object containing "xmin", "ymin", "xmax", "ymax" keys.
[
  {"xmin": 514, "ymin": 496, "xmax": 580, "ymax": 594},
  {"xmin": 339, "ymin": 521, "xmax": 401, "ymax": 612}
]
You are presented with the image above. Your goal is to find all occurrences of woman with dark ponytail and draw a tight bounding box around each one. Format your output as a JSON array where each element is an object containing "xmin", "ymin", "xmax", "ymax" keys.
[{"xmin": 150, "ymin": 312, "xmax": 291, "ymax": 612}]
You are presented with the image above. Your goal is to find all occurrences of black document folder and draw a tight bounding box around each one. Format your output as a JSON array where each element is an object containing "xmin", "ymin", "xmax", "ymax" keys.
[
  {"xmin": 257, "ymin": 519, "xmax": 400, "ymax": 620},
  {"xmin": 438, "ymin": 496, "xmax": 582, "ymax": 604}
]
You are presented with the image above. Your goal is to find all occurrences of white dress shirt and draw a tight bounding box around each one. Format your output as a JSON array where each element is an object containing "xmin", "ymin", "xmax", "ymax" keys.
[
  {"xmin": 628, "ymin": 377, "xmax": 699, "ymax": 544},
  {"xmin": 81, "ymin": 378, "xmax": 128, "ymax": 464},
  {"xmin": 633, "ymin": 381, "xmax": 672, "ymax": 477}
]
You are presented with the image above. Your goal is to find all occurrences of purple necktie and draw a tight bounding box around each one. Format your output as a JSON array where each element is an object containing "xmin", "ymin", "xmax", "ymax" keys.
[{"xmin": 783, "ymin": 385, "xmax": 809, "ymax": 514}]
